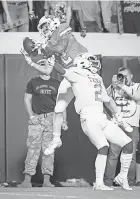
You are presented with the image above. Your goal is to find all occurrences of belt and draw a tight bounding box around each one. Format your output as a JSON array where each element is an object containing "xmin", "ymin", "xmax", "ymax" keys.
[
  {"xmin": 8, "ymin": 2, "xmax": 27, "ymax": 6},
  {"xmin": 39, "ymin": 112, "xmax": 54, "ymax": 118},
  {"xmin": 38, "ymin": 113, "xmax": 48, "ymax": 118},
  {"xmin": 42, "ymin": 113, "xmax": 48, "ymax": 118}
]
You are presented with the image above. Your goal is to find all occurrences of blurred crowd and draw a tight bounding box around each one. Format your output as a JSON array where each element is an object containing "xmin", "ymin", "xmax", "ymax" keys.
[{"xmin": 0, "ymin": 1, "xmax": 140, "ymax": 35}]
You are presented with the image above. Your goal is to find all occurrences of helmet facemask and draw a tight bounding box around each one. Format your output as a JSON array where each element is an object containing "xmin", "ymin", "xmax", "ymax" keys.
[
  {"xmin": 74, "ymin": 53, "xmax": 101, "ymax": 74},
  {"xmin": 38, "ymin": 16, "xmax": 60, "ymax": 40},
  {"xmin": 86, "ymin": 56, "xmax": 101, "ymax": 74},
  {"xmin": 40, "ymin": 23, "xmax": 52, "ymax": 40}
]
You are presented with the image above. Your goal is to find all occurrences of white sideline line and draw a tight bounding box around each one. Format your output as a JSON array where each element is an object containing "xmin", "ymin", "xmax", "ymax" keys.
[{"xmin": 0, "ymin": 192, "xmax": 88, "ymax": 198}]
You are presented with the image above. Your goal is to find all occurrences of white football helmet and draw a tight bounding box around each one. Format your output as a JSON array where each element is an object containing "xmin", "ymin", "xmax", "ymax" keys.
[
  {"xmin": 37, "ymin": 15, "xmax": 60, "ymax": 40},
  {"xmin": 74, "ymin": 53, "xmax": 101, "ymax": 74}
]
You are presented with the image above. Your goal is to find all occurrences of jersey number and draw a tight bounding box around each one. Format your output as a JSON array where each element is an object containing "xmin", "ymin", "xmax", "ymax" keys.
[
  {"xmin": 61, "ymin": 53, "xmax": 73, "ymax": 66},
  {"xmin": 88, "ymin": 76, "xmax": 102, "ymax": 101}
]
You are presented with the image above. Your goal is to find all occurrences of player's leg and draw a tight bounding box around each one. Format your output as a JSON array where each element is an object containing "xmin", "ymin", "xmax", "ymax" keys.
[
  {"xmin": 81, "ymin": 115, "xmax": 113, "ymax": 191},
  {"xmin": 44, "ymin": 78, "xmax": 74, "ymax": 155},
  {"xmin": 104, "ymin": 121, "xmax": 133, "ymax": 190}
]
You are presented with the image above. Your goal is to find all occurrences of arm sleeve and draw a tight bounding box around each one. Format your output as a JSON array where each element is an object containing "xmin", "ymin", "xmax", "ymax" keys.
[
  {"xmin": 63, "ymin": 68, "xmax": 80, "ymax": 83},
  {"xmin": 101, "ymin": 79, "xmax": 111, "ymax": 103},
  {"xmin": 106, "ymin": 85, "xmax": 113, "ymax": 97}
]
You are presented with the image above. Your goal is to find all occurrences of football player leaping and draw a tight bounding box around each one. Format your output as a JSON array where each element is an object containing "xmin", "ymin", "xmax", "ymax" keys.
[
  {"xmin": 47, "ymin": 53, "xmax": 133, "ymax": 191},
  {"xmin": 23, "ymin": 14, "xmax": 88, "ymax": 155},
  {"xmin": 21, "ymin": 35, "xmax": 133, "ymax": 190},
  {"xmin": 22, "ymin": 15, "xmax": 133, "ymax": 158}
]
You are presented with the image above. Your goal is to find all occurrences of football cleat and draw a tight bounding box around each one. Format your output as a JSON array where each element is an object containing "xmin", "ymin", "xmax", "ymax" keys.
[
  {"xmin": 114, "ymin": 175, "xmax": 132, "ymax": 190},
  {"xmin": 44, "ymin": 137, "xmax": 62, "ymax": 155},
  {"xmin": 93, "ymin": 183, "xmax": 114, "ymax": 191}
]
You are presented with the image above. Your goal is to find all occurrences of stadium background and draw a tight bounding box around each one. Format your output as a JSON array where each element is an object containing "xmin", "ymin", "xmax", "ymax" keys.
[{"xmin": 0, "ymin": 33, "xmax": 140, "ymax": 185}]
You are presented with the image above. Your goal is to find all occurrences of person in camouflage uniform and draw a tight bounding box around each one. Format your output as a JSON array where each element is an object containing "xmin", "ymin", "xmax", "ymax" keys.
[{"xmin": 18, "ymin": 56, "xmax": 68, "ymax": 188}]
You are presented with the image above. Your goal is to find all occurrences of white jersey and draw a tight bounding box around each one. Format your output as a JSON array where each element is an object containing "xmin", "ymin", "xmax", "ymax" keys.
[{"xmin": 64, "ymin": 67, "xmax": 111, "ymax": 114}]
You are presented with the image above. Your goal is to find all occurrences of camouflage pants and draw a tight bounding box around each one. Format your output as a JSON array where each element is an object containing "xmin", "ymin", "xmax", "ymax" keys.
[{"xmin": 24, "ymin": 112, "xmax": 54, "ymax": 176}]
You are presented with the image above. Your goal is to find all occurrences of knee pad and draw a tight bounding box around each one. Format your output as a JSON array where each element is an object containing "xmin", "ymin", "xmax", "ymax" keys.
[{"xmin": 98, "ymin": 145, "xmax": 109, "ymax": 155}]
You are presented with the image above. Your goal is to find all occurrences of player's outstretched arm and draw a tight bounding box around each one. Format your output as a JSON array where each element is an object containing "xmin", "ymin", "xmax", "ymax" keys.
[
  {"xmin": 32, "ymin": 62, "xmax": 50, "ymax": 75},
  {"xmin": 24, "ymin": 55, "xmax": 53, "ymax": 75},
  {"xmin": 101, "ymin": 79, "xmax": 118, "ymax": 115},
  {"xmin": 54, "ymin": 63, "xmax": 78, "ymax": 83},
  {"xmin": 54, "ymin": 62, "xmax": 66, "ymax": 75},
  {"xmin": 104, "ymin": 98, "xmax": 119, "ymax": 116},
  {"xmin": 31, "ymin": 63, "xmax": 50, "ymax": 75}
]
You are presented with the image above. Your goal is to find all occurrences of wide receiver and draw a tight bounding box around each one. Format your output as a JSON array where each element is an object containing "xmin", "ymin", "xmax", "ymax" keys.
[
  {"xmin": 23, "ymin": 14, "xmax": 88, "ymax": 155},
  {"xmin": 22, "ymin": 15, "xmax": 133, "ymax": 156},
  {"xmin": 47, "ymin": 53, "xmax": 133, "ymax": 191}
]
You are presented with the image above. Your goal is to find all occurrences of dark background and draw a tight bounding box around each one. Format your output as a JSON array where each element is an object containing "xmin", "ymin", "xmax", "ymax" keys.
[{"xmin": 0, "ymin": 55, "xmax": 140, "ymax": 184}]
